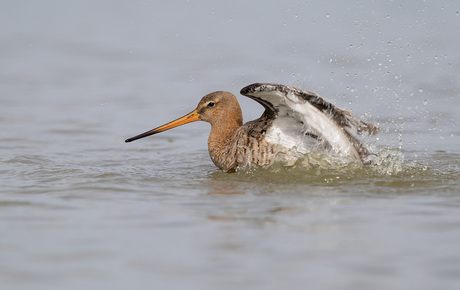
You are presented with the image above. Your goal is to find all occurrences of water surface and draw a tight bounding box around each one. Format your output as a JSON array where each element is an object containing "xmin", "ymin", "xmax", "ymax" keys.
[{"xmin": 1, "ymin": 1, "xmax": 459, "ymax": 289}]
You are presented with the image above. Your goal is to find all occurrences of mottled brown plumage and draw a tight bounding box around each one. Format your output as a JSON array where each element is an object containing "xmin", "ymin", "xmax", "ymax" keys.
[{"xmin": 125, "ymin": 83, "xmax": 379, "ymax": 171}]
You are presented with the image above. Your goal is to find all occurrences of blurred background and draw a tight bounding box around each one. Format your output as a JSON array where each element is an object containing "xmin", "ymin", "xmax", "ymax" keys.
[
  {"xmin": 1, "ymin": 1, "xmax": 459, "ymax": 290},
  {"xmin": 2, "ymin": 1, "xmax": 458, "ymax": 150}
]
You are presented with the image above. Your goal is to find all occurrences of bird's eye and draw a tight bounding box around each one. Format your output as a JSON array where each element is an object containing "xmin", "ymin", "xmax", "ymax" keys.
[{"xmin": 207, "ymin": 102, "xmax": 215, "ymax": 108}]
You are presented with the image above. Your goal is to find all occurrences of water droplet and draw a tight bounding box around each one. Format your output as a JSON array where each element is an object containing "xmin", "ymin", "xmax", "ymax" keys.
[
  {"xmin": 419, "ymin": 88, "xmax": 423, "ymax": 93},
  {"xmin": 326, "ymin": 13, "xmax": 330, "ymax": 18},
  {"xmin": 423, "ymin": 99, "xmax": 428, "ymax": 105}
]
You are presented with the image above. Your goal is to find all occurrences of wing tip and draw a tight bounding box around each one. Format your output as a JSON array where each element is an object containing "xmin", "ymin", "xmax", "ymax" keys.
[{"xmin": 358, "ymin": 121, "xmax": 381, "ymax": 136}]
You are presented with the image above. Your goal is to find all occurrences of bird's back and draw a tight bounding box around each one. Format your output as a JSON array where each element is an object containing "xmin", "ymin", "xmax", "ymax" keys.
[{"xmin": 236, "ymin": 83, "xmax": 380, "ymax": 167}]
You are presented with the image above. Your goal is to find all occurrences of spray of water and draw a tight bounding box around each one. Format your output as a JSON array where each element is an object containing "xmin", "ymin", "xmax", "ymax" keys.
[{"xmin": 236, "ymin": 144, "xmax": 406, "ymax": 176}]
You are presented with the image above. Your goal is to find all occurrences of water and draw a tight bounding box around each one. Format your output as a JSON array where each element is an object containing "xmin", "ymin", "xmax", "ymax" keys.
[{"xmin": 1, "ymin": 1, "xmax": 459, "ymax": 289}]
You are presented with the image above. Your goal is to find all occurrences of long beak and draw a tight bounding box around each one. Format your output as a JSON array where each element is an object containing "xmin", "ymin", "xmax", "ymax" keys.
[{"xmin": 125, "ymin": 110, "xmax": 200, "ymax": 143}]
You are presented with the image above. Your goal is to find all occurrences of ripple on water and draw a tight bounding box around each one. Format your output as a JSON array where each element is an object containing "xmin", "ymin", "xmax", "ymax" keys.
[{"xmin": 206, "ymin": 147, "xmax": 460, "ymax": 196}]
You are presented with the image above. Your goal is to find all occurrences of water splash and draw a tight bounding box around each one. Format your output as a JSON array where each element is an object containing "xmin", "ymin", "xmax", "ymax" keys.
[
  {"xmin": 365, "ymin": 146, "xmax": 405, "ymax": 175},
  {"xmin": 236, "ymin": 145, "xmax": 406, "ymax": 176}
]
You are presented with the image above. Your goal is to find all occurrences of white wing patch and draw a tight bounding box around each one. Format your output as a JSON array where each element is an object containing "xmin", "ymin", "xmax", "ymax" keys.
[
  {"xmin": 241, "ymin": 83, "xmax": 364, "ymax": 160},
  {"xmin": 285, "ymin": 96, "xmax": 360, "ymax": 159},
  {"xmin": 264, "ymin": 116, "xmax": 319, "ymax": 154}
]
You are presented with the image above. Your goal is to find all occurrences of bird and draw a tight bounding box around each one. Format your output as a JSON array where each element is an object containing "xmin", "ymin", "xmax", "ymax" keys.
[{"xmin": 125, "ymin": 83, "xmax": 380, "ymax": 171}]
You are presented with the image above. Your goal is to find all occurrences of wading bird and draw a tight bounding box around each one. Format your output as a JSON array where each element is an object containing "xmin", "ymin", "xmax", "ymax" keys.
[{"xmin": 125, "ymin": 83, "xmax": 379, "ymax": 171}]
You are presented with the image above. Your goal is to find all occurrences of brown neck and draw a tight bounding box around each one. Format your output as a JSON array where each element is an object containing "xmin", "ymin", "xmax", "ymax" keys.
[{"xmin": 207, "ymin": 118, "xmax": 242, "ymax": 171}]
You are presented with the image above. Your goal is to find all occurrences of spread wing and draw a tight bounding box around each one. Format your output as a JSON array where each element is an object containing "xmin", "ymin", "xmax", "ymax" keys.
[{"xmin": 240, "ymin": 83, "xmax": 379, "ymax": 161}]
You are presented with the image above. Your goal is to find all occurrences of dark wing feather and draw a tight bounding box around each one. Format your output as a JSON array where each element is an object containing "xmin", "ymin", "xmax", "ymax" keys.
[
  {"xmin": 240, "ymin": 83, "xmax": 379, "ymax": 136},
  {"xmin": 240, "ymin": 83, "xmax": 379, "ymax": 161}
]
